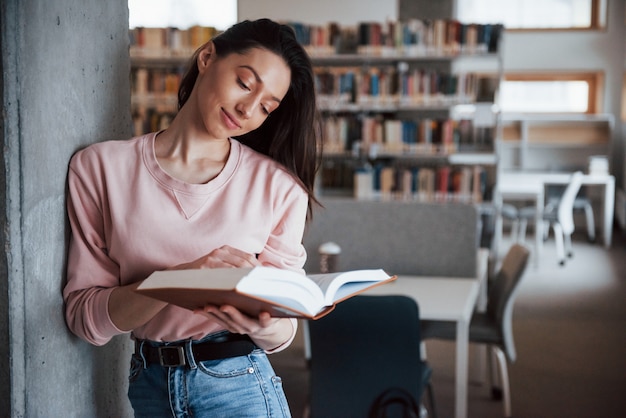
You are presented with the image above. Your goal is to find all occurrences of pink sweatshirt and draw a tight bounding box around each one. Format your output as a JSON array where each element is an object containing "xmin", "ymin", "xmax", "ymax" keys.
[{"xmin": 64, "ymin": 133, "xmax": 307, "ymax": 347}]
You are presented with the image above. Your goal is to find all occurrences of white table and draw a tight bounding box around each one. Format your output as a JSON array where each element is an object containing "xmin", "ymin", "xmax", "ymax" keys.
[
  {"xmin": 495, "ymin": 171, "xmax": 615, "ymax": 266},
  {"xmin": 364, "ymin": 276, "xmax": 481, "ymax": 418}
]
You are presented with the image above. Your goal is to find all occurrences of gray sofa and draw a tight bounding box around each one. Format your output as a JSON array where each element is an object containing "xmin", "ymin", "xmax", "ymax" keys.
[{"xmin": 303, "ymin": 198, "xmax": 480, "ymax": 278}]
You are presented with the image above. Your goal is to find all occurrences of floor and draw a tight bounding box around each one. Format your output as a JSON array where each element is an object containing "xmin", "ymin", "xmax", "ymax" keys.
[{"xmin": 271, "ymin": 227, "xmax": 626, "ymax": 418}]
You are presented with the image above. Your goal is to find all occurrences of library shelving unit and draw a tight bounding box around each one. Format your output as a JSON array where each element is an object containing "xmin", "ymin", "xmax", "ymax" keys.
[
  {"xmin": 499, "ymin": 113, "xmax": 614, "ymax": 171},
  {"xmin": 297, "ymin": 20, "xmax": 505, "ymax": 204},
  {"xmin": 128, "ymin": 20, "xmax": 504, "ymax": 205},
  {"xmin": 129, "ymin": 25, "xmax": 221, "ymax": 136}
]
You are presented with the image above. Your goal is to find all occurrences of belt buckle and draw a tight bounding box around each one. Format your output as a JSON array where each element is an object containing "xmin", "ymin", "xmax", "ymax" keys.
[{"xmin": 158, "ymin": 346, "xmax": 186, "ymax": 367}]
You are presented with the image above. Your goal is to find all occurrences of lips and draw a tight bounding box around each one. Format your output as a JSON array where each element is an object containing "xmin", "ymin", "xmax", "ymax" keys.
[{"xmin": 221, "ymin": 108, "xmax": 241, "ymax": 130}]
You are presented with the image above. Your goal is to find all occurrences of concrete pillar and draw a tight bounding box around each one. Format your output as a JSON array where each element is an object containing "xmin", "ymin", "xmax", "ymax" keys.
[{"xmin": 1, "ymin": 0, "xmax": 134, "ymax": 415}]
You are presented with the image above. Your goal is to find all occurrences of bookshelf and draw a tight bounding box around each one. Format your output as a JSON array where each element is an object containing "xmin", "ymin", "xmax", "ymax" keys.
[
  {"xmin": 499, "ymin": 113, "xmax": 613, "ymax": 171},
  {"xmin": 297, "ymin": 20, "xmax": 504, "ymax": 203},
  {"xmin": 128, "ymin": 19, "xmax": 504, "ymax": 204},
  {"xmin": 129, "ymin": 26, "xmax": 221, "ymax": 136}
]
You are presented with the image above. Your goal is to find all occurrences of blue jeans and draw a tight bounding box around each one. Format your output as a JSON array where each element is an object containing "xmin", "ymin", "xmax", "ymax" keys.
[{"xmin": 128, "ymin": 335, "xmax": 292, "ymax": 417}]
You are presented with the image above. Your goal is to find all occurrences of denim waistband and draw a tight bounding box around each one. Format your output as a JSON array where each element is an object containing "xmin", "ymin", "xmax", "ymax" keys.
[{"xmin": 135, "ymin": 332, "xmax": 257, "ymax": 367}]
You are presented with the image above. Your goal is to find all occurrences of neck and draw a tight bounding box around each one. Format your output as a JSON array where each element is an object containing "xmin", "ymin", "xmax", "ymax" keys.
[
  {"xmin": 153, "ymin": 129, "xmax": 231, "ymax": 185},
  {"xmin": 158, "ymin": 133, "xmax": 229, "ymax": 162}
]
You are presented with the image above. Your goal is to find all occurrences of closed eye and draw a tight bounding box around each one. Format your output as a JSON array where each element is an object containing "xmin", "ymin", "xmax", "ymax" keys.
[
  {"xmin": 238, "ymin": 72, "xmax": 274, "ymax": 116},
  {"xmin": 237, "ymin": 78, "xmax": 250, "ymax": 91}
]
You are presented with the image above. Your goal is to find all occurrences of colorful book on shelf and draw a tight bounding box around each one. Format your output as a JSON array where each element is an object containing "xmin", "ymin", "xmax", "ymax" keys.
[
  {"xmin": 131, "ymin": 20, "xmax": 503, "ymax": 59},
  {"xmin": 435, "ymin": 166, "xmax": 450, "ymax": 199},
  {"xmin": 135, "ymin": 266, "xmax": 396, "ymax": 320},
  {"xmin": 129, "ymin": 26, "xmax": 220, "ymax": 57}
]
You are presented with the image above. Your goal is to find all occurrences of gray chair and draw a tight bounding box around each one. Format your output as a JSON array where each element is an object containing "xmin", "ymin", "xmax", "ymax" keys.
[
  {"xmin": 308, "ymin": 295, "xmax": 436, "ymax": 418},
  {"xmin": 500, "ymin": 203, "xmax": 522, "ymax": 243},
  {"xmin": 517, "ymin": 171, "xmax": 584, "ymax": 265},
  {"xmin": 500, "ymin": 172, "xmax": 595, "ymax": 257},
  {"xmin": 545, "ymin": 185, "xmax": 596, "ymax": 243},
  {"xmin": 421, "ymin": 243, "xmax": 531, "ymax": 418}
]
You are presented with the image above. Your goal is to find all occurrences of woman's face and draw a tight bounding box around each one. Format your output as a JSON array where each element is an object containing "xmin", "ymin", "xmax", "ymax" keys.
[{"xmin": 193, "ymin": 45, "xmax": 291, "ymax": 140}]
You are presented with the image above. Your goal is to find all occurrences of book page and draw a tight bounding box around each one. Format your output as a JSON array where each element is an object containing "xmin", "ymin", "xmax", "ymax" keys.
[
  {"xmin": 307, "ymin": 269, "xmax": 391, "ymax": 305},
  {"xmin": 236, "ymin": 267, "xmax": 326, "ymax": 315}
]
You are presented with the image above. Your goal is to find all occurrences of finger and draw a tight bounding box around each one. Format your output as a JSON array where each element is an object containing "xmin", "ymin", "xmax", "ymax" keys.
[
  {"xmin": 212, "ymin": 305, "xmax": 255, "ymax": 333},
  {"xmin": 194, "ymin": 304, "xmax": 221, "ymax": 319},
  {"xmin": 216, "ymin": 305, "xmax": 251, "ymax": 324},
  {"xmin": 201, "ymin": 307, "xmax": 237, "ymax": 332},
  {"xmin": 257, "ymin": 311, "xmax": 274, "ymax": 327},
  {"xmin": 219, "ymin": 246, "xmax": 261, "ymax": 267}
]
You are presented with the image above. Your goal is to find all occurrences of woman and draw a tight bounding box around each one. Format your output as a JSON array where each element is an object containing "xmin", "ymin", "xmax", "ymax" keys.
[{"xmin": 63, "ymin": 18, "xmax": 321, "ymax": 417}]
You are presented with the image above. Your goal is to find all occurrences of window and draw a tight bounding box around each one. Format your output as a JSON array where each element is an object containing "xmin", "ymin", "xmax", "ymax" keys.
[
  {"xmin": 457, "ymin": 0, "xmax": 604, "ymax": 30},
  {"xmin": 128, "ymin": 0, "xmax": 237, "ymax": 30},
  {"xmin": 499, "ymin": 73, "xmax": 603, "ymax": 114}
]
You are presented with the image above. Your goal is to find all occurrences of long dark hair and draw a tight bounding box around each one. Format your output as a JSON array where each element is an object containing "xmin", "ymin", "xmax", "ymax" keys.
[{"xmin": 178, "ymin": 19, "xmax": 322, "ymax": 220}]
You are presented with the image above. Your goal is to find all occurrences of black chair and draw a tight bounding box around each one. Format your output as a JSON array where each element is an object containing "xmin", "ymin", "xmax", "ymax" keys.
[
  {"xmin": 307, "ymin": 295, "xmax": 436, "ymax": 418},
  {"xmin": 421, "ymin": 243, "xmax": 530, "ymax": 418}
]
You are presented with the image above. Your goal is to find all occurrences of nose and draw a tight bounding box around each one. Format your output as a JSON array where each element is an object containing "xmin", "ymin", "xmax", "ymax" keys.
[
  {"xmin": 236, "ymin": 96, "xmax": 259, "ymax": 120},
  {"xmin": 235, "ymin": 102, "xmax": 251, "ymax": 119}
]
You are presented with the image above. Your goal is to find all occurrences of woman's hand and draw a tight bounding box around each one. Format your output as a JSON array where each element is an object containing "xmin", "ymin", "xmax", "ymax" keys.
[
  {"xmin": 109, "ymin": 245, "xmax": 260, "ymax": 333},
  {"xmin": 183, "ymin": 246, "xmax": 293, "ymax": 350},
  {"xmin": 197, "ymin": 305, "xmax": 294, "ymax": 352},
  {"xmin": 170, "ymin": 245, "xmax": 261, "ymax": 270}
]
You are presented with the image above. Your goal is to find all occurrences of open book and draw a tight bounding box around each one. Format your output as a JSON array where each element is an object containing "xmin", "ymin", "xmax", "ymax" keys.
[{"xmin": 135, "ymin": 266, "xmax": 396, "ymax": 319}]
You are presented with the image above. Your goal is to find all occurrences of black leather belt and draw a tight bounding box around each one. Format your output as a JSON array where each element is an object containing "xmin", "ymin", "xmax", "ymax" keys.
[{"xmin": 136, "ymin": 333, "xmax": 257, "ymax": 367}]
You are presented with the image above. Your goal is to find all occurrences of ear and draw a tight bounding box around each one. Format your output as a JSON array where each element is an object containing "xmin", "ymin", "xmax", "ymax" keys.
[{"xmin": 197, "ymin": 41, "xmax": 215, "ymax": 72}]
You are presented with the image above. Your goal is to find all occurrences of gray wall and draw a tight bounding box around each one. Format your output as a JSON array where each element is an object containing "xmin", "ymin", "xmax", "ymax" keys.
[
  {"xmin": 1, "ymin": 0, "xmax": 134, "ymax": 416},
  {"xmin": 399, "ymin": 0, "xmax": 453, "ymax": 20},
  {"xmin": 502, "ymin": 0, "xmax": 625, "ymax": 184},
  {"xmin": 238, "ymin": 0, "xmax": 397, "ymax": 26}
]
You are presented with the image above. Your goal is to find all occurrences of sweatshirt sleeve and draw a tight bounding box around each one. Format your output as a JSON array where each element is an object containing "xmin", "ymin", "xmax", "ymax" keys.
[
  {"xmin": 255, "ymin": 167, "xmax": 309, "ymax": 353},
  {"xmin": 63, "ymin": 152, "xmax": 126, "ymax": 346},
  {"xmin": 257, "ymin": 182, "xmax": 309, "ymax": 274}
]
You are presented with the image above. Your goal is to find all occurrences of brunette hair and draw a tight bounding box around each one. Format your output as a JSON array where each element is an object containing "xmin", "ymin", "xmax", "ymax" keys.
[{"xmin": 177, "ymin": 19, "xmax": 322, "ymax": 220}]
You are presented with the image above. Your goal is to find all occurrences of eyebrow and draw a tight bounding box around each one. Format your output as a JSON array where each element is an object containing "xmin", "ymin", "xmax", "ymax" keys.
[{"xmin": 239, "ymin": 65, "xmax": 282, "ymax": 104}]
